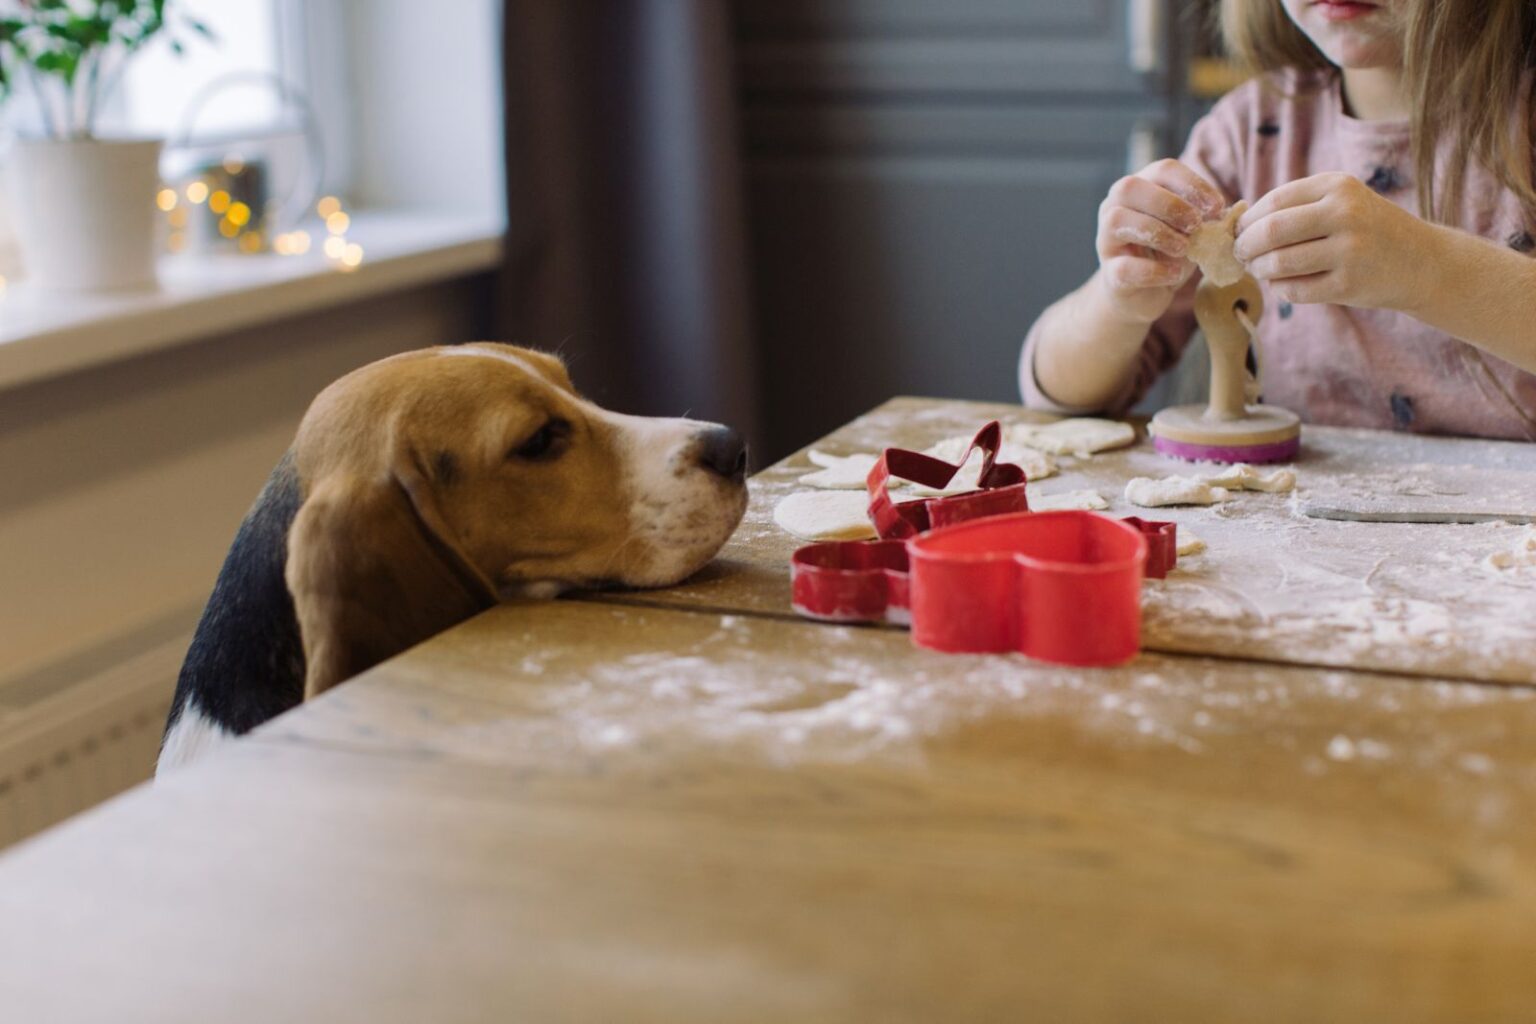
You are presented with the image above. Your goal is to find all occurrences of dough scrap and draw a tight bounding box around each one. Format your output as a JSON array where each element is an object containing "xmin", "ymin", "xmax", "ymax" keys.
[
  {"xmin": 909, "ymin": 435, "xmax": 1058, "ymax": 496},
  {"xmin": 1201, "ymin": 463, "xmax": 1296, "ymax": 493},
  {"xmin": 1029, "ymin": 489, "xmax": 1108, "ymax": 512},
  {"xmin": 799, "ymin": 450, "xmax": 882, "ymax": 490},
  {"xmin": 1176, "ymin": 530, "xmax": 1207, "ymax": 556},
  {"xmin": 1484, "ymin": 526, "xmax": 1536, "ymax": 571},
  {"xmin": 1125, "ymin": 476, "xmax": 1232, "ymax": 507},
  {"xmin": 1007, "ymin": 419, "xmax": 1136, "ymax": 457},
  {"xmin": 1188, "ymin": 201, "xmax": 1248, "ymax": 287},
  {"xmin": 773, "ymin": 491, "xmax": 877, "ymax": 541}
]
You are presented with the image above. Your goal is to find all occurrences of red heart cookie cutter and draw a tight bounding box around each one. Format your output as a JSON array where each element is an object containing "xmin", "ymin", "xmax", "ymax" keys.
[{"xmin": 789, "ymin": 422, "xmax": 1178, "ymax": 665}]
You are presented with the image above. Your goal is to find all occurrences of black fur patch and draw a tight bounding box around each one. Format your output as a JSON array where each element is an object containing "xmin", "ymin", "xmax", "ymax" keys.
[
  {"xmin": 1389, "ymin": 389, "xmax": 1415, "ymax": 429},
  {"xmin": 1256, "ymin": 121, "xmax": 1280, "ymax": 137},
  {"xmin": 162, "ymin": 451, "xmax": 307, "ymax": 742},
  {"xmin": 1507, "ymin": 231, "xmax": 1535, "ymax": 254},
  {"xmin": 434, "ymin": 450, "xmax": 459, "ymax": 485},
  {"xmin": 1278, "ymin": 301, "xmax": 1293, "ymax": 320},
  {"xmin": 1364, "ymin": 165, "xmax": 1405, "ymax": 194}
]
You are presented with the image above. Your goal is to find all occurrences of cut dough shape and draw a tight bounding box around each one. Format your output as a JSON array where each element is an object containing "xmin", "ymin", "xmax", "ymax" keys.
[
  {"xmin": 1125, "ymin": 476, "xmax": 1232, "ymax": 507},
  {"xmin": 1176, "ymin": 530, "xmax": 1207, "ymax": 556},
  {"xmin": 1188, "ymin": 200, "xmax": 1248, "ymax": 287},
  {"xmin": 773, "ymin": 491, "xmax": 877, "ymax": 541},
  {"xmin": 1029, "ymin": 489, "xmax": 1108, "ymax": 512},
  {"xmin": 1007, "ymin": 419, "xmax": 1136, "ymax": 457},
  {"xmin": 1201, "ymin": 462, "xmax": 1296, "ymax": 493},
  {"xmin": 798, "ymin": 450, "xmax": 882, "ymax": 489},
  {"xmin": 909, "ymin": 436, "xmax": 1058, "ymax": 496}
]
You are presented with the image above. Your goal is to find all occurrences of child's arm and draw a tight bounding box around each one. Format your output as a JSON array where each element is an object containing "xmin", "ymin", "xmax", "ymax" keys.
[
  {"xmin": 1024, "ymin": 160, "xmax": 1227, "ymax": 410},
  {"xmin": 1235, "ymin": 172, "xmax": 1536, "ymax": 375}
]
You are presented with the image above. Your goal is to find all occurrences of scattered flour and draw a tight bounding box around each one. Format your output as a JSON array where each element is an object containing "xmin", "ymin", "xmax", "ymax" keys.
[{"xmin": 1484, "ymin": 526, "xmax": 1536, "ymax": 571}]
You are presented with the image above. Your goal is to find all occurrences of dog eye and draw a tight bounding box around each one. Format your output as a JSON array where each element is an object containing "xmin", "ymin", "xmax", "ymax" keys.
[{"xmin": 511, "ymin": 418, "xmax": 571, "ymax": 461}]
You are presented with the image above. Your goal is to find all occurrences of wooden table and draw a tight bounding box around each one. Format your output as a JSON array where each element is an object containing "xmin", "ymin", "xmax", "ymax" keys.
[{"xmin": 2, "ymin": 398, "xmax": 1534, "ymax": 1023}]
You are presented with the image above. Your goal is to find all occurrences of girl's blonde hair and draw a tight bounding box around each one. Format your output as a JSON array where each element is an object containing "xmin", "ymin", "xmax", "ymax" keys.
[{"xmin": 1217, "ymin": 0, "xmax": 1536, "ymax": 223}]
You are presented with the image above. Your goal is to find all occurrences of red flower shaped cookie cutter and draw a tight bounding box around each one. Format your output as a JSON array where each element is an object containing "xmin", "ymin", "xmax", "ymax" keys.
[{"xmin": 789, "ymin": 422, "xmax": 1178, "ymax": 665}]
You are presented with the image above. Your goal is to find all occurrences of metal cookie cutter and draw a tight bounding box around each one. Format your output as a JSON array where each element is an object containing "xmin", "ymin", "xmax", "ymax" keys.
[{"xmin": 789, "ymin": 423, "xmax": 1179, "ymax": 665}]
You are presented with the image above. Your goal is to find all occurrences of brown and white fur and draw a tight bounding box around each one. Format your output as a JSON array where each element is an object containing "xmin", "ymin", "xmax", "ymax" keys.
[{"xmin": 157, "ymin": 343, "xmax": 747, "ymax": 775}]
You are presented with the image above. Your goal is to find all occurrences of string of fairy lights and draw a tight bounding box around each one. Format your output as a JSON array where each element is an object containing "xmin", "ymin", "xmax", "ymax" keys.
[
  {"xmin": 156, "ymin": 169, "xmax": 365, "ymax": 270},
  {"xmin": 0, "ymin": 177, "xmax": 365, "ymax": 297}
]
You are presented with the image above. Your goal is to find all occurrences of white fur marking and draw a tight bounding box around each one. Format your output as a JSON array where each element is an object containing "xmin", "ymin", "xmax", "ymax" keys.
[{"xmin": 155, "ymin": 701, "xmax": 234, "ymax": 777}]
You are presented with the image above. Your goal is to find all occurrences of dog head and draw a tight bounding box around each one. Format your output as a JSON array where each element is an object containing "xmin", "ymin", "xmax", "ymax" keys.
[{"xmin": 284, "ymin": 342, "xmax": 748, "ymax": 697}]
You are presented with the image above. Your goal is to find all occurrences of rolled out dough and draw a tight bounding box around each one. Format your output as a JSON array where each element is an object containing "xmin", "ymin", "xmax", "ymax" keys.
[
  {"xmin": 1007, "ymin": 419, "xmax": 1136, "ymax": 457},
  {"xmin": 799, "ymin": 450, "xmax": 883, "ymax": 490},
  {"xmin": 773, "ymin": 491, "xmax": 877, "ymax": 541},
  {"xmin": 1125, "ymin": 476, "xmax": 1232, "ymax": 508},
  {"xmin": 1188, "ymin": 201, "xmax": 1248, "ymax": 287},
  {"xmin": 1201, "ymin": 463, "xmax": 1296, "ymax": 494},
  {"xmin": 1029, "ymin": 489, "xmax": 1108, "ymax": 512}
]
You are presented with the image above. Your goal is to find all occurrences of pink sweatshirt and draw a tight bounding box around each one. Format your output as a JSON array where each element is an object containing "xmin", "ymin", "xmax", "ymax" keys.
[{"xmin": 1020, "ymin": 68, "xmax": 1536, "ymax": 441}]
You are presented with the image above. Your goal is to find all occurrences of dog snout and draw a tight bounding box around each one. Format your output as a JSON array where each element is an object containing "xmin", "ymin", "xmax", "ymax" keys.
[{"xmin": 696, "ymin": 426, "xmax": 747, "ymax": 482}]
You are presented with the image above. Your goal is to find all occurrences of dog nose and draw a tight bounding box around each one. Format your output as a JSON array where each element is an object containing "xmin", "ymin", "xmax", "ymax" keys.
[{"xmin": 697, "ymin": 426, "xmax": 747, "ymax": 481}]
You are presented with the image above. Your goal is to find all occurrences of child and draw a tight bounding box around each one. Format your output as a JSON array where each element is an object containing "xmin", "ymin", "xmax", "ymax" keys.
[{"xmin": 1020, "ymin": 0, "xmax": 1536, "ymax": 441}]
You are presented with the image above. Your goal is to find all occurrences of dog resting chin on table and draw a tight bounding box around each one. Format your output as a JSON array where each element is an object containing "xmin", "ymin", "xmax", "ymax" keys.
[{"xmin": 156, "ymin": 343, "xmax": 748, "ymax": 776}]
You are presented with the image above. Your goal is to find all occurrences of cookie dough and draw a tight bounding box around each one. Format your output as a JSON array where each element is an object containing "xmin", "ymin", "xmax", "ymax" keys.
[
  {"xmin": 798, "ymin": 450, "xmax": 882, "ymax": 490},
  {"xmin": 1029, "ymin": 489, "xmax": 1109, "ymax": 512},
  {"xmin": 1176, "ymin": 530, "xmax": 1207, "ymax": 556},
  {"xmin": 1202, "ymin": 462, "xmax": 1296, "ymax": 493},
  {"xmin": 1125, "ymin": 476, "xmax": 1232, "ymax": 507},
  {"xmin": 1188, "ymin": 201, "xmax": 1249, "ymax": 287},
  {"xmin": 1007, "ymin": 419, "xmax": 1136, "ymax": 457},
  {"xmin": 773, "ymin": 491, "xmax": 877, "ymax": 541}
]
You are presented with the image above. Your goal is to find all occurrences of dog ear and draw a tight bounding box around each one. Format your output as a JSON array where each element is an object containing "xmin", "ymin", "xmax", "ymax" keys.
[{"xmin": 285, "ymin": 462, "xmax": 497, "ymax": 701}]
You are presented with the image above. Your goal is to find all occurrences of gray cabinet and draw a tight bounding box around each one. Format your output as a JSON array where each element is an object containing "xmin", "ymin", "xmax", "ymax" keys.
[{"xmin": 735, "ymin": 0, "xmax": 1188, "ymax": 459}]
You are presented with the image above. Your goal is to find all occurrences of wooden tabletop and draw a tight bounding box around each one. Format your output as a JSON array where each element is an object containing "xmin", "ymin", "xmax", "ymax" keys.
[{"xmin": 2, "ymin": 398, "xmax": 1535, "ymax": 1023}]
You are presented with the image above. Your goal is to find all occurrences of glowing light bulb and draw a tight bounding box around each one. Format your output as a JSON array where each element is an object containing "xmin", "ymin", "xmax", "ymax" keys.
[
  {"xmin": 292, "ymin": 231, "xmax": 312, "ymax": 254},
  {"xmin": 227, "ymin": 202, "xmax": 252, "ymax": 227},
  {"xmin": 325, "ymin": 211, "xmax": 350, "ymax": 235},
  {"xmin": 156, "ymin": 188, "xmax": 178, "ymax": 211},
  {"xmin": 341, "ymin": 243, "xmax": 364, "ymax": 267},
  {"xmin": 317, "ymin": 195, "xmax": 342, "ymax": 218},
  {"xmin": 186, "ymin": 181, "xmax": 209, "ymax": 204},
  {"xmin": 209, "ymin": 190, "xmax": 232, "ymax": 215},
  {"xmin": 323, "ymin": 236, "xmax": 347, "ymax": 259},
  {"xmin": 238, "ymin": 231, "xmax": 263, "ymax": 254},
  {"xmin": 222, "ymin": 154, "xmax": 246, "ymax": 174},
  {"xmin": 218, "ymin": 219, "xmax": 240, "ymax": 238}
]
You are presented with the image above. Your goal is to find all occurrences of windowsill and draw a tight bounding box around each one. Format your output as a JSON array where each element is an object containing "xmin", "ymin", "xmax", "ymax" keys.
[{"xmin": 0, "ymin": 208, "xmax": 505, "ymax": 392}]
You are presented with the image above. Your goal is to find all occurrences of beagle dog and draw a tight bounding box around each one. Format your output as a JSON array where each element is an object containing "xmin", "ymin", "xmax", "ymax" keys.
[{"xmin": 157, "ymin": 343, "xmax": 748, "ymax": 774}]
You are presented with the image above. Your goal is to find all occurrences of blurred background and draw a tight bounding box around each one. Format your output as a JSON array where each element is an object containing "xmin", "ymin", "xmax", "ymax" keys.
[{"xmin": 0, "ymin": 0, "xmax": 1233, "ymax": 845}]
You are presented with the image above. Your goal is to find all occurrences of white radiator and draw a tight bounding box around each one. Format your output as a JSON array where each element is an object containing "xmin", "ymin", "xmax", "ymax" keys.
[{"xmin": 0, "ymin": 632, "xmax": 185, "ymax": 850}]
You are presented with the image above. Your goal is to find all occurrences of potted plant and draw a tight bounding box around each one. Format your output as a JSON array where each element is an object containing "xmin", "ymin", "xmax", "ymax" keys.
[{"xmin": 0, "ymin": 1, "xmax": 208, "ymax": 291}]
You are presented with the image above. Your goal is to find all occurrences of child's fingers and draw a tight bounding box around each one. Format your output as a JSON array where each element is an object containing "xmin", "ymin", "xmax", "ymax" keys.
[
  {"xmin": 1104, "ymin": 252, "xmax": 1186, "ymax": 291},
  {"xmin": 1099, "ymin": 207, "xmax": 1190, "ymax": 261},
  {"xmin": 1233, "ymin": 205, "xmax": 1328, "ymax": 261},
  {"xmin": 1103, "ymin": 175, "xmax": 1204, "ymax": 234},
  {"xmin": 1237, "ymin": 173, "xmax": 1349, "ymax": 232},
  {"xmin": 1245, "ymin": 237, "xmax": 1335, "ymax": 282},
  {"xmin": 1137, "ymin": 159, "xmax": 1227, "ymax": 220}
]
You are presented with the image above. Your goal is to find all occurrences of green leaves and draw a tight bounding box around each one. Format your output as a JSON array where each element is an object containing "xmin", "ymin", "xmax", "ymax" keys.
[{"xmin": 0, "ymin": 0, "xmax": 211, "ymax": 137}]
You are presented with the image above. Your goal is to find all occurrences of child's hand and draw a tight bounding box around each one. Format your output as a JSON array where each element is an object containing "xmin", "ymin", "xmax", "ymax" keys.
[
  {"xmin": 1096, "ymin": 160, "xmax": 1228, "ymax": 324},
  {"xmin": 1234, "ymin": 173, "xmax": 1434, "ymax": 311}
]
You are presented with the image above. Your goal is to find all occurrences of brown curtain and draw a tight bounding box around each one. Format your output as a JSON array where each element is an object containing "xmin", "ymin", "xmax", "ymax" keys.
[{"xmin": 498, "ymin": 0, "xmax": 759, "ymax": 448}]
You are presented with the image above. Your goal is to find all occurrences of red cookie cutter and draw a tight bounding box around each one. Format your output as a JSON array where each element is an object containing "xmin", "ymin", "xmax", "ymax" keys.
[{"xmin": 789, "ymin": 423, "xmax": 1178, "ymax": 665}]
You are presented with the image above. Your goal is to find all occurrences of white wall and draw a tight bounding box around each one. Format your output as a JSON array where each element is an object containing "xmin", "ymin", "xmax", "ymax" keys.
[{"xmin": 335, "ymin": 0, "xmax": 505, "ymax": 217}]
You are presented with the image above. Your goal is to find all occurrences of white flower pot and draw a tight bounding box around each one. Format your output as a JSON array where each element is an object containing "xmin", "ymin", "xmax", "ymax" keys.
[{"xmin": 6, "ymin": 138, "xmax": 163, "ymax": 292}]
